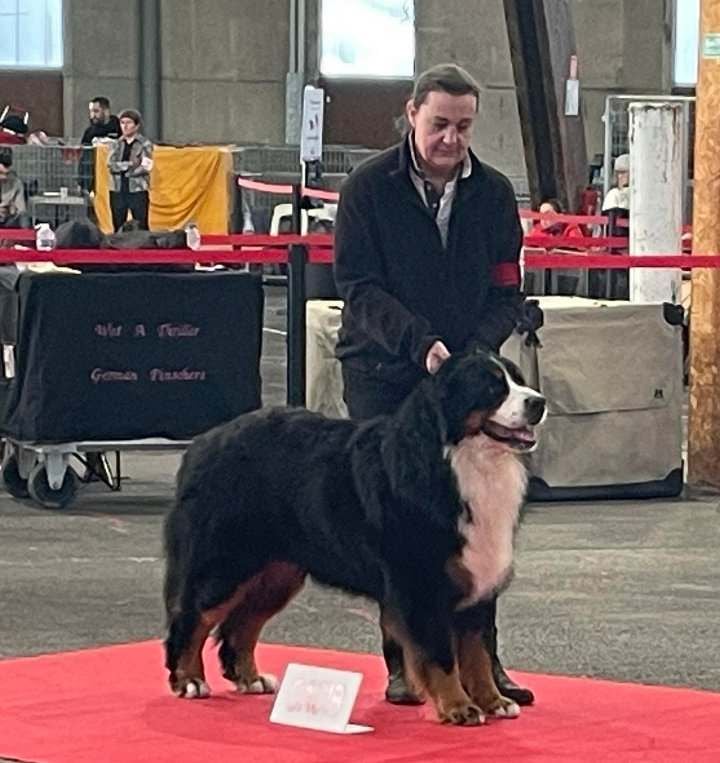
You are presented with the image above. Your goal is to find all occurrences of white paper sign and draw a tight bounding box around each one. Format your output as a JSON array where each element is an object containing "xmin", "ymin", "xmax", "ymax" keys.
[
  {"xmin": 565, "ymin": 79, "xmax": 580, "ymax": 116},
  {"xmin": 300, "ymin": 86, "xmax": 325, "ymax": 163},
  {"xmin": 270, "ymin": 663, "xmax": 373, "ymax": 734}
]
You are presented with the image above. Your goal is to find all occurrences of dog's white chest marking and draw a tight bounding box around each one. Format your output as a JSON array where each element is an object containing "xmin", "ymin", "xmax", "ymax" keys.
[{"xmin": 448, "ymin": 438, "xmax": 527, "ymax": 607}]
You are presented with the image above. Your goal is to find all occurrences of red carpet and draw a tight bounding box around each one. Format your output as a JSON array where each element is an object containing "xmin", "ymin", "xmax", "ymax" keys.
[{"xmin": 1, "ymin": 641, "xmax": 719, "ymax": 762}]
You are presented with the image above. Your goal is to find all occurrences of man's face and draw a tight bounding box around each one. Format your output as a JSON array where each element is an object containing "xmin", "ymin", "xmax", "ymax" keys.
[
  {"xmin": 120, "ymin": 117, "xmax": 138, "ymax": 138},
  {"xmin": 89, "ymin": 102, "xmax": 108, "ymax": 125},
  {"xmin": 406, "ymin": 90, "xmax": 477, "ymax": 177}
]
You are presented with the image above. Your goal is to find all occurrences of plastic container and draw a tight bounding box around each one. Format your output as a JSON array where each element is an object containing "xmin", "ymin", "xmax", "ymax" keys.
[
  {"xmin": 184, "ymin": 222, "xmax": 201, "ymax": 251},
  {"xmin": 35, "ymin": 223, "xmax": 56, "ymax": 252}
]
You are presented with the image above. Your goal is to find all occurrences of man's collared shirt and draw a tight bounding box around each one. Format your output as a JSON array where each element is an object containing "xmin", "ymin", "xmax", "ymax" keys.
[{"xmin": 408, "ymin": 134, "xmax": 472, "ymax": 248}]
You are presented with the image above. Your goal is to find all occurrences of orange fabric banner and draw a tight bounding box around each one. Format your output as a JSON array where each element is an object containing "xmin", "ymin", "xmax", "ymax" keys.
[{"xmin": 94, "ymin": 145, "xmax": 231, "ymax": 234}]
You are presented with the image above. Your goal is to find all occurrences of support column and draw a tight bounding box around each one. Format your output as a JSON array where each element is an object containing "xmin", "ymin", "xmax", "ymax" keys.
[
  {"xmin": 689, "ymin": 0, "xmax": 720, "ymax": 486},
  {"xmin": 138, "ymin": 0, "xmax": 162, "ymax": 141},
  {"xmin": 503, "ymin": 0, "xmax": 587, "ymax": 211},
  {"xmin": 285, "ymin": 0, "xmax": 307, "ymax": 144},
  {"xmin": 628, "ymin": 102, "xmax": 683, "ymax": 303}
]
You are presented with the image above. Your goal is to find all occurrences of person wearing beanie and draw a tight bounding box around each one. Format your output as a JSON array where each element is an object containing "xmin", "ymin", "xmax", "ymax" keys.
[
  {"xmin": 107, "ymin": 109, "xmax": 153, "ymax": 231},
  {"xmin": 599, "ymin": 153, "xmax": 630, "ymax": 297},
  {"xmin": 602, "ymin": 153, "xmax": 630, "ymax": 213}
]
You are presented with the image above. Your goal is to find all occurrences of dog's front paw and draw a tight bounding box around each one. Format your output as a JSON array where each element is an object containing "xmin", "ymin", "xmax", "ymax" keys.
[
  {"xmin": 236, "ymin": 673, "xmax": 278, "ymax": 694},
  {"xmin": 483, "ymin": 694, "xmax": 520, "ymax": 719},
  {"xmin": 171, "ymin": 676, "xmax": 211, "ymax": 699},
  {"xmin": 438, "ymin": 699, "xmax": 485, "ymax": 726}
]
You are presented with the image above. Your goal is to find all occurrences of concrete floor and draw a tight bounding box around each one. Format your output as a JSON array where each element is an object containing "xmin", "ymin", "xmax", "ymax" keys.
[{"xmin": 1, "ymin": 287, "xmax": 719, "ymax": 700}]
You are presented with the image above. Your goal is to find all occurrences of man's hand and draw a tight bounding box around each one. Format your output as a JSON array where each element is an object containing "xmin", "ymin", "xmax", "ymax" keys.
[{"xmin": 425, "ymin": 340, "xmax": 451, "ymax": 375}]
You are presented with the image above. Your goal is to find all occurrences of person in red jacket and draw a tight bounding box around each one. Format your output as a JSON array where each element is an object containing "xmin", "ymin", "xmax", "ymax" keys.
[
  {"xmin": 529, "ymin": 198, "xmax": 585, "ymax": 295},
  {"xmin": 530, "ymin": 198, "xmax": 583, "ymax": 240}
]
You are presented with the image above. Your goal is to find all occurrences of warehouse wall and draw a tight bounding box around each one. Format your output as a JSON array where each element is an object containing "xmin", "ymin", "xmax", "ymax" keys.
[{"xmin": 60, "ymin": 0, "xmax": 673, "ymax": 181}]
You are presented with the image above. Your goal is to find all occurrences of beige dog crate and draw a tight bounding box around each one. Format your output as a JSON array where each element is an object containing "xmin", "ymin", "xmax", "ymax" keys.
[
  {"xmin": 514, "ymin": 297, "xmax": 684, "ymax": 500},
  {"xmin": 306, "ymin": 297, "xmax": 684, "ymax": 501}
]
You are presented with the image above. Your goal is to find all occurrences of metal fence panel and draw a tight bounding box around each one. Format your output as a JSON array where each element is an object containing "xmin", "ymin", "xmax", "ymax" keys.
[
  {"xmin": 7, "ymin": 144, "xmax": 94, "ymax": 226},
  {"xmin": 602, "ymin": 95, "xmax": 694, "ymax": 222}
]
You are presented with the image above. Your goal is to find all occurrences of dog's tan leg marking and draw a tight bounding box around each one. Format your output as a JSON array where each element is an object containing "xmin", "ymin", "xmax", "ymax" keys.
[
  {"xmin": 173, "ymin": 583, "xmax": 250, "ymax": 698},
  {"xmin": 222, "ymin": 562, "xmax": 306, "ymax": 694},
  {"xmin": 381, "ymin": 609, "xmax": 482, "ymax": 725},
  {"xmin": 416, "ymin": 649, "xmax": 484, "ymax": 726},
  {"xmin": 458, "ymin": 632, "xmax": 520, "ymax": 719}
]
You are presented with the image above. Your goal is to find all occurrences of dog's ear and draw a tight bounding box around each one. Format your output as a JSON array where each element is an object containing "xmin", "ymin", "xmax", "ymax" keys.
[
  {"xmin": 380, "ymin": 379, "xmax": 451, "ymax": 515},
  {"xmin": 435, "ymin": 355, "xmax": 506, "ymax": 442}
]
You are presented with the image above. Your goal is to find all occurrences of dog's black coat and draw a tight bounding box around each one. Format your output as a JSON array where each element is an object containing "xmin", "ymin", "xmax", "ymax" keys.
[{"xmin": 164, "ymin": 351, "xmax": 529, "ymax": 681}]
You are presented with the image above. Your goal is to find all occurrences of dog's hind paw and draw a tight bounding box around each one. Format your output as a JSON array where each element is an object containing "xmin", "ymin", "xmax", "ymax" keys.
[
  {"xmin": 174, "ymin": 678, "xmax": 211, "ymax": 699},
  {"xmin": 236, "ymin": 673, "xmax": 278, "ymax": 694}
]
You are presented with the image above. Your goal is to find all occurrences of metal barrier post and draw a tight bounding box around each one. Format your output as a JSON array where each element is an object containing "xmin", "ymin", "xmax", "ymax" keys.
[{"xmin": 286, "ymin": 182, "xmax": 307, "ymax": 406}]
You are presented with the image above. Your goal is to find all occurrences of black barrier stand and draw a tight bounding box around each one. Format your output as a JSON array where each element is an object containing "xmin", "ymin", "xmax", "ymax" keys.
[{"xmin": 286, "ymin": 183, "xmax": 307, "ymax": 406}]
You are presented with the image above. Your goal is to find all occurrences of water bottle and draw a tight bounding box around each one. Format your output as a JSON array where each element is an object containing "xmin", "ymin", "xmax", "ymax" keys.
[
  {"xmin": 185, "ymin": 222, "xmax": 201, "ymax": 251},
  {"xmin": 36, "ymin": 223, "xmax": 56, "ymax": 252}
]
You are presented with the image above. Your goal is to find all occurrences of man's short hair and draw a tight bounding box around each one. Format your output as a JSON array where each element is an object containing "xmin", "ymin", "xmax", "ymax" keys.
[
  {"xmin": 90, "ymin": 96, "xmax": 111, "ymax": 109},
  {"xmin": 118, "ymin": 109, "xmax": 142, "ymax": 125},
  {"xmin": 412, "ymin": 64, "xmax": 481, "ymax": 111},
  {"xmin": 0, "ymin": 148, "xmax": 12, "ymax": 169}
]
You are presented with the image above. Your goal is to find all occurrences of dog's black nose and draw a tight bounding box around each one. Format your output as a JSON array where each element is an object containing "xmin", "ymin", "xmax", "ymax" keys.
[{"xmin": 525, "ymin": 396, "xmax": 546, "ymax": 425}]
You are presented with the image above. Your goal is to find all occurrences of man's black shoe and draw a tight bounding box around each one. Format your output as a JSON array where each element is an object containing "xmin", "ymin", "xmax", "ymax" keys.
[
  {"xmin": 493, "ymin": 659, "xmax": 535, "ymax": 706},
  {"xmin": 385, "ymin": 670, "xmax": 425, "ymax": 705}
]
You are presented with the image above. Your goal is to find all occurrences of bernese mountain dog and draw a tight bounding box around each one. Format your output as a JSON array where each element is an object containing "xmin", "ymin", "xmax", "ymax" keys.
[{"xmin": 163, "ymin": 349, "xmax": 546, "ymax": 725}]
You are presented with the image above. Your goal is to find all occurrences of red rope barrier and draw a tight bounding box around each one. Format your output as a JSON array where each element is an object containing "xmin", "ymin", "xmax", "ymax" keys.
[
  {"xmin": 0, "ymin": 246, "xmax": 714, "ymax": 269},
  {"xmin": 518, "ymin": 210, "xmax": 631, "ymax": 228},
  {"xmin": 200, "ymin": 233, "xmax": 333, "ymax": 247},
  {"xmin": 524, "ymin": 235, "xmax": 629, "ymax": 249},
  {"xmin": 519, "ymin": 209, "xmax": 609, "ymax": 225},
  {"xmin": 0, "ymin": 248, "xmax": 290, "ymax": 265},
  {"xmin": 524, "ymin": 253, "xmax": 715, "ymax": 269},
  {"xmin": 305, "ymin": 187, "xmax": 339, "ymax": 202},
  {"xmin": 236, "ymin": 177, "xmax": 340, "ymax": 203},
  {"xmin": 237, "ymin": 177, "xmax": 293, "ymax": 195},
  {"xmin": 233, "ymin": 179, "xmax": 647, "ymax": 235},
  {"xmin": 6, "ymin": 229, "xmax": 635, "ymax": 251}
]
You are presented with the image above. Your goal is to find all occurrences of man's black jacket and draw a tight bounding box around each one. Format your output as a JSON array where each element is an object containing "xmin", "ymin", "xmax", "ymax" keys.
[
  {"xmin": 80, "ymin": 116, "xmax": 121, "ymax": 145},
  {"xmin": 333, "ymin": 140, "xmax": 523, "ymax": 381}
]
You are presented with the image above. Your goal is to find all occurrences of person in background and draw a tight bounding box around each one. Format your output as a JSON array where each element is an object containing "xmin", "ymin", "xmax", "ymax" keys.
[
  {"xmin": 27, "ymin": 130, "xmax": 50, "ymax": 146},
  {"xmin": 81, "ymin": 97, "xmax": 120, "ymax": 146},
  {"xmin": 602, "ymin": 154, "xmax": 630, "ymax": 218},
  {"xmin": 80, "ymin": 97, "xmax": 120, "ymax": 193},
  {"xmin": 530, "ymin": 197, "xmax": 583, "ymax": 239},
  {"xmin": 529, "ymin": 198, "xmax": 585, "ymax": 296},
  {"xmin": 0, "ymin": 110, "xmax": 28, "ymax": 146},
  {"xmin": 0, "ymin": 149, "xmax": 29, "ymax": 228},
  {"xmin": 107, "ymin": 109, "xmax": 153, "ymax": 231},
  {"xmin": 600, "ymin": 153, "xmax": 630, "ymax": 298},
  {"xmin": 334, "ymin": 63, "xmax": 532, "ymax": 708}
]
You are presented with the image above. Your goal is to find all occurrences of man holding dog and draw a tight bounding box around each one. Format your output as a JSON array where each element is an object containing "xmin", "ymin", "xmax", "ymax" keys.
[{"xmin": 334, "ymin": 63, "xmax": 531, "ymax": 706}]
